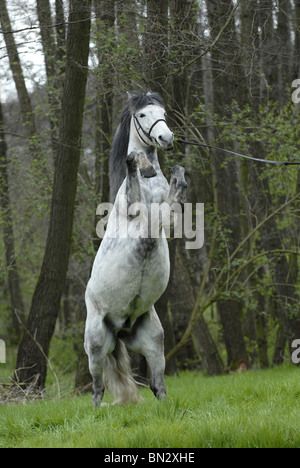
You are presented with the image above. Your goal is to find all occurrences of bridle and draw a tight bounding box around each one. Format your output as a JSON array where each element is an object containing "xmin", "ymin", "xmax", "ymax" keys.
[
  {"xmin": 130, "ymin": 95, "xmax": 300, "ymax": 165},
  {"xmin": 133, "ymin": 114, "xmax": 167, "ymax": 147},
  {"xmin": 133, "ymin": 114, "xmax": 300, "ymax": 166}
]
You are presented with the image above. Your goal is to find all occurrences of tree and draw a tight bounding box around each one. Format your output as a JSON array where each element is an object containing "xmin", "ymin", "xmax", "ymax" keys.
[
  {"xmin": 249, "ymin": 159, "xmax": 300, "ymax": 354},
  {"xmin": 14, "ymin": 0, "xmax": 92, "ymax": 390},
  {"xmin": 145, "ymin": 0, "xmax": 169, "ymax": 100},
  {"xmin": 1, "ymin": 0, "xmax": 300, "ymax": 385},
  {"xmin": 36, "ymin": 0, "xmax": 66, "ymax": 155},
  {"xmin": 294, "ymin": 0, "xmax": 300, "ymax": 79},
  {"xmin": 0, "ymin": 1, "xmax": 36, "ymax": 138},
  {"xmin": 94, "ymin": 0, "xmax": 115, "ymax": 206},
  {"xmin": 0, "ymin": 94, "xmax": 24, "ymax": 342},
  {"xmin": 205, "ymin": 0, "xmax": 248, "ymax": 368},
  {"xmin": 276, "ymin": 0, "xmax": 292, "ymax": 107},
  {"xmin": 74, "ymin": 0, "xmax": 116, "ymax": 392}
]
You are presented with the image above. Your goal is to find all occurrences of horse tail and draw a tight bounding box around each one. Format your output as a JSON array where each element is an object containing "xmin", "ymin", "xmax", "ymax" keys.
[{"xmin": 103, "ymin": 339, "xmax": 142, "ymax": 405}]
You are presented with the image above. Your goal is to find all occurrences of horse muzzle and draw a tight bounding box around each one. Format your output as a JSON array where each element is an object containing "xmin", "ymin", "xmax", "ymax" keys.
[{"xmin": 157, "ymin": 133, "xmax": 174, "ymax": 150}]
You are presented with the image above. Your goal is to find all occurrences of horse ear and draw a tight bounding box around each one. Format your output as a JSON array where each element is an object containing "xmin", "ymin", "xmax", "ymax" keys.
[{"xmin": 127, "ymin": 92, "xmax": 136, "ymax": 100}]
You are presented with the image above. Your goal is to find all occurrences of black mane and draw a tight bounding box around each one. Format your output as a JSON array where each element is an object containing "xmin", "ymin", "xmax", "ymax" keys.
[{"xmin": 109, "ymin": 92, "xmax": 164, "ymax": 202}]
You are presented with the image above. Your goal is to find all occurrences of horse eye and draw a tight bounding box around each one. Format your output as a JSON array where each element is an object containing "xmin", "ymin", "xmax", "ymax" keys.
[{"xmin": 139, "ymin": 113, "xmax": 146, "ymax": 118}]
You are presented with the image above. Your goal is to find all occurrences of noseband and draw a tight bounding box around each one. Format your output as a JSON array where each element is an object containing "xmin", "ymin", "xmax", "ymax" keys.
[{"xmin": 133, "ymin": 115, "xmax": 167, "ymax": 147}]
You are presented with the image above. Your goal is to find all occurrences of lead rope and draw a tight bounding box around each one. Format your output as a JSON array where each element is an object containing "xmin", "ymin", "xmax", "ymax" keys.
[{"xmin": 176, "ymin": 138, "xmax": 300, "ymax": 166}]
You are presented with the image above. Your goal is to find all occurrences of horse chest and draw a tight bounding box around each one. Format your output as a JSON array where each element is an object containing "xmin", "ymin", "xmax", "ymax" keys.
[
  {"xmin": 90, "ymin": 237, "xmax": 169, "ymax": 321},
  {"xmin": 140, "ymin": 172, "xmax": 169, "ymax": 204},
  {"xmin": 125, "ymin": 237, "xmax": 170, "ymax": 304},
  {"xmin": 135, "ymin": 238, "xmax": 170, "ymax": 296}
]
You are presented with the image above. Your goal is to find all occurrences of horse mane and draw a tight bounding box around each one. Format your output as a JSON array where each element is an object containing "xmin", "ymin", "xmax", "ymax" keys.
[{"xmin": 109, "ymin": 92, "xmax": 164, "ymax": 202}]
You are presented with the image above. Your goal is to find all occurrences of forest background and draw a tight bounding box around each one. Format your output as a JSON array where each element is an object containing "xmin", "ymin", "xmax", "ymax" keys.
[{"xmin": 1, "ymin": 0, "xmax": 300, "ymax": 393}]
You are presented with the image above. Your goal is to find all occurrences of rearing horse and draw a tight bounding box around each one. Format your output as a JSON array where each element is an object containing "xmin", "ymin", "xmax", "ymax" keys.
[{"xmin": 85, "ymin": 92, "xmax": 187, "ymax": 407}]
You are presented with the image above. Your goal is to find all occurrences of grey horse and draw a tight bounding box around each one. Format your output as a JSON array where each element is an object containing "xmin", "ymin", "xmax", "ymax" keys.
[{"xmin": 85, "ymin": 92, "xmax": 187, "ymax": 407}]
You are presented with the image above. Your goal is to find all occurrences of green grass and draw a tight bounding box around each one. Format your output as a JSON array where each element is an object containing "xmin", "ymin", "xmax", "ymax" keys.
[{"xmin": 0, "ymin": 365, "xmax": 300, "ymax": 448}]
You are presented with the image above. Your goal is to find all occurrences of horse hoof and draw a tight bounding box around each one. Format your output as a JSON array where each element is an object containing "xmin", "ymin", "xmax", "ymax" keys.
[
  {"xmin": 140, "ymin": 166, "xmax": 157, "ymax": 178},
  {"xmin": 126, "ymin": 151, "xmax": 137, "ymax": 166}
]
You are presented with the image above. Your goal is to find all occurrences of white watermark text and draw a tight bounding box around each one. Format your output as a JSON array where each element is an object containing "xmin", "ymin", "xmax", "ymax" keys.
[
  {"xmin": 291, "ymin": 339, "xmax": 300, "ymax": 364},
  {"xmin": 292, "ymin": 79, "xmax": 300, "ymax": 104},
  {"xmin": 0, "ymin": 339, "xmax": 6, "ymax": 364},
  {"xmin": 96, "ymin": 196, "xmax": 204, "ymax": 250}
]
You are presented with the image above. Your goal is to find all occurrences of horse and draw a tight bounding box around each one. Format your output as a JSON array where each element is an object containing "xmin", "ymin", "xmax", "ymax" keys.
[{"xmin": 84, "ymin": 92, "xmax": 187, "ymax": 407}]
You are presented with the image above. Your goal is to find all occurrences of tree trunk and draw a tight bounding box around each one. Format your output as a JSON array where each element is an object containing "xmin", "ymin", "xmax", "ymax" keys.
[
  {"xmin": 258, "ymin": 0, "xmax": 276, "ymax": 101},
  {"xmin": 55, "ymin": 0, "xmax": 66, "ymax": 59},
  {"xmin": 163, "ymin": 0, "xmax": 205, "ymax": 371},
  {"xmin": 145, "ymin": 0, "xmax": 169, "ymax": 100},
  {"xmin": 249, "ymin": 159, "xmax": 300, "ymax": 354},
  {"xmin": 276, "ymin": 0, "xmax": 292, "ymax": 107},
  {"xmin": 0, "ymin": 1, "xmax": 36, "ymax": 137},
  {"xmin": 255, "ymin": 310, "xmax": 269, "ymax": 368},
  {"xmin": 193, "ymin": 316, "xmax": 224, "ymax": 376},
  {"xmin": 293, "ymin": 0, "xmax": 300, "ymax": 79},
  {"xmin": 273, "ymin": 321, "xmax": 286, "ymax": 365},
  {"xmin": 169, "ymin": 0, "xmax": 199, "ymax": 123},
  {"xmin": 206, "ymin": 0, "xmax": 248, "ymax": 369},
  {"xmin": 240, "ymin": 0, "xmax": 260, "ymax": 107},
  {"xmin": 94, "ymin": 0, "xmax": 115, "ymax": 204},
  {"xmin": 36, "ymin": 0, "xmax": 65, "ymax": 155},
  {"xmin": 170, "ymin": 240, "xmax": 224, "ymax": 375},
  {"xmin": 14, "ymin": 0, "xmax": 92, "ymax": 390},
  {"xmin": 36, "ymin": 0, "xmax": 57, "ymax": 81},
  {"xmin": 0, "ymin": 96, "xmax": 24, "ymax": 343}
]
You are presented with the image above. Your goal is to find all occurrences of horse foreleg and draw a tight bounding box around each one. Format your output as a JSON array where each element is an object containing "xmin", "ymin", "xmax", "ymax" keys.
[
  {"xmin": 165, "ymin": 165, "xmax": 187, "ymax": 207},
  {"xmin": 126, "ymin": 150, "xmax": 156, "ymax": 207},
  {"xmin": 160, "ymin": 165, "xmax": 187, "ymax": 236},
  {"xmin": 84, "ymin": 291, "xmax": 116, "ymax": 407},
  {"xmin": 121, "ymin": 306, "xmax": 167, "ymax": 400}
]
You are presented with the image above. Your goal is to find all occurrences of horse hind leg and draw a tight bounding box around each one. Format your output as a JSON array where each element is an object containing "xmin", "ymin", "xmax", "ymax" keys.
[
  {"xmin": 121, "ymin": 307, "xmax": 167, "ymax": 400},
  {"xmin": 84, "ymin": 292, "xmax": 116, "ymax": 407},
  {"xmin": 142, "ymin": 308, "xmax": 167, "ymax": 400},
  {"xmin": 85, "ymin": 333, "xmax": 106, "ymax": 407}
]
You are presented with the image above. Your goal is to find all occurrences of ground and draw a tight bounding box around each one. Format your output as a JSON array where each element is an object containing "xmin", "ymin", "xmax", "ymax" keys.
[{"xmin": 0, "ymin": 365, "xmax": 299, "ymax": 448}]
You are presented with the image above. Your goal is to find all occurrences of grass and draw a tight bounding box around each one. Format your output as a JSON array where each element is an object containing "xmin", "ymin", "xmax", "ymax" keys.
[{"xmin": 0, "ymin": 365, "xmax": 300, "ymax": 448}]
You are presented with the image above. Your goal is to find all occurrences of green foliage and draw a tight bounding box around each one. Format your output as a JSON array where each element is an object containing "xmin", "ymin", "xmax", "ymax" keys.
[
  {"xmin": 91, "ymin": 16, "xmax": 143, "ymax": 96},
  {"xmin": 0, "ymin": 128, "xmax": 54, "ymax": 316},
  {"xmin": 2, "ymin": 0, "xmax": 300, "ymax": 383}
]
